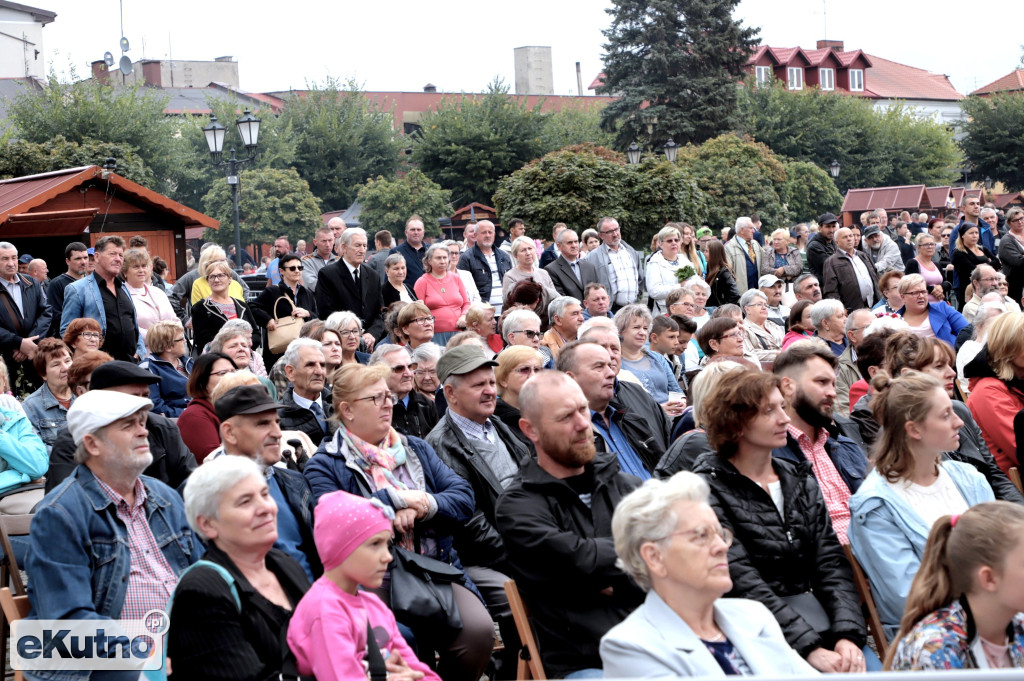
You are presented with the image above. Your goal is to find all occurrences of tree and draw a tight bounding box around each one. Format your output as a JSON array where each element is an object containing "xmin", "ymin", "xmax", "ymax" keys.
[
  {"xmin": 278, "ymin": 77, "xmax": 403, "ymax": 212},
  {"xmin": 539, "ymin": 102, "xmax": 616, "ymax": 153},
  {"xmin": 5, "ymin": 69, "xmax": 188, "ymax": 196},
  {"xmin": 202, "ymin": 167, "xmax": 322, "ymax": 254},
  {"xmin": 412, "ymin": 79, "xmax": 547, "ymax": 206},
  {"xmin": 781, "ymin": 160, "xmax": 843, "ymax": 224},
  {"xmin": 0, "ymin": 136, "xmax": 154, "ymax": 186},
  {"xmin": 492, "ymin": 144, "xmax": 710, "ymax": 248},
  {"xmin": 678, "ymin": 133, "xmax": 788, "ymax": 230},
  {"xmin": 961, "ymin": 93, "xmax": 1024, "ymax": 191},
  {"xmin": 598, "ymin": 0, "xmax": 759, "ymax": 150},
  {"xmin": 356, "ymin": 170, "xmax": 452, "ymax": 239}
]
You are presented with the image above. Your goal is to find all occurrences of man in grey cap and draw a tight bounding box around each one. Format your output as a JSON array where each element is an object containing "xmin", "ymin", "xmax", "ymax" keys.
[
  {"xmin": 758, "ymin": 274, "xmax": 790, "ymax": 329},
  {"xmin": 212, "ymin": 384, "xmax": 321, "ymax": 581},
  {"xmin": 27, "ymin": 389, "xmax": 199, "ymax": 674},
  {"xmin": 45, "ymin": 360, "xmax": 198, "ymax": 493},
  {"xmin": 861, "ymin": 224, "xmax": 905, "ymax": 274},
  {"xmin": 425, "ymin": 344, "xmax": 528, "ymax": 673}
]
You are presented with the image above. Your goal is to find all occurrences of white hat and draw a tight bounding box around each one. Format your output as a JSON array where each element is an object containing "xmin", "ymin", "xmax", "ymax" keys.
[{"xmin": 66, "ymin": 390, "xmax": 153, "ymax": 446}]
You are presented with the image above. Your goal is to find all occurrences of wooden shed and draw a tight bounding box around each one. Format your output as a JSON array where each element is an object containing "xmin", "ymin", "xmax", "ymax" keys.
[{"xmin": 0, "ymin": 166, "xmax": 218, "ymax": 282}]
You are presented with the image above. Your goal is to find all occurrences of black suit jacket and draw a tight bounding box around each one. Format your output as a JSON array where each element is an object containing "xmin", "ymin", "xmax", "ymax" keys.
[
  {"xmin": 544, "ymin": 256, "xmax": 599, "ymax": 300},
  {"xmin": 315, "ymin": 260, "xmax": 385, "ymax": 339}
]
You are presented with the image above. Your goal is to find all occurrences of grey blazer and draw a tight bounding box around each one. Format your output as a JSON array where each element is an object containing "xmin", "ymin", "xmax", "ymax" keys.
[
  {"xmin": 600, "ymin": 591, "xmax": 817, "ymax": 678},
  {"xmin": 584, "ymin": 242, "xmax": 641, "ymax": 305}
]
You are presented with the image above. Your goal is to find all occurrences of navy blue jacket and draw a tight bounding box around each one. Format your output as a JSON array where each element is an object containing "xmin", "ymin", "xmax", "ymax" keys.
[
  {"xmin": 772, "ymin": 426, "xmax": 868, "ymax": 494},
  {"xmin": 140, "ymin": 354, "xmax": 194, "ymax": 417},
  {"xmin": 390, "ymin": 241, "xmax": 426, "ymax": 285},
  {"xmin": 0, "ymin": 273, "xmax": 50, "ymax": 357},
  {"xmin": 458, "ymin": 245, "xmax": 513, "ymax": 302}
]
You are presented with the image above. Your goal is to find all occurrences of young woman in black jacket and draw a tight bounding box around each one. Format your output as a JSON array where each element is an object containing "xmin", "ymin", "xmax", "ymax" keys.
[
  {"xmin": 692, "ymin": 370, "xmax": 870, "ymax": 673},
  {"xmin": 704, "ymin": 240, "xmax": 740, "ymax": 307}
]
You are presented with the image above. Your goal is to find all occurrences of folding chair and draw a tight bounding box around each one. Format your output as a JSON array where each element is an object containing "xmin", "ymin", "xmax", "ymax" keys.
[
  {"xmin": 844, "ymin": 544, "xmax": 888, "ymax": 659},
  {"xmin": 503, "ymin": 580, "xmax": 546, "ymax": 680},
  {"xmin": 0, "ymin": 513, "xmax": 34, "ymax": 680},
  {"xmin": 1011, "ymin": 467, "xmax": 1023, "ymax": 495},
  {"xmin": 0, "ymin": 587, "xmax": 31, "ymax": 681}
]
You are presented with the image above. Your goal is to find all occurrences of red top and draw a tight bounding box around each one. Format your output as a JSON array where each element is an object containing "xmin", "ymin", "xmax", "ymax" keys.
[
  {"xmin": 414, "ymin": 272, "xmax": 470, "ymax": 332},
  {"xmin": 176, "ymin": 397, "xmax": 221, "ymax": 463}
]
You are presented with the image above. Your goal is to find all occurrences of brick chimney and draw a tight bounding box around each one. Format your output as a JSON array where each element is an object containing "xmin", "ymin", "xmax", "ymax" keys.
[
  {"xmin": 817, "ymin": 39, "xmax": 844, "ymax": 52},
  {"xmin": 91, "ymin": 60, "xmax": 111, "ymax": 85}
]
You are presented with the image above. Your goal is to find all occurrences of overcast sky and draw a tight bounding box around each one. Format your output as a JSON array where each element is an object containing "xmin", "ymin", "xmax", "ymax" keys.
[{"xmin": 38, "ymin": 0, "xmax": 1022, "ymax": 97}]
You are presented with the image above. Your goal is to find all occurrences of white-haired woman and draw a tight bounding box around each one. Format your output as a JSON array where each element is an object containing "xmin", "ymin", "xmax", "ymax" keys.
[
  {"xmin": 325, "ymin": 311, "xmax": 370, "ymax": 366},
  {"xmin": 682, "ymin": 278, "xmax": 712, "ymax": 328},
  {"xmin": 382, "ymin": 253, "xmax": 417, "ymax": 307},
  {"xmin": 740, "ymin": 289, "xmax": 784, "ymax": 363},
  {"xmin": 957, "ymin": 300, "xmax": 1004, "ymax": 398},
  {"xmin": 810, "ymin": 298, "xmax": 849, "ymax": 357},
  {"xmin": 411, "ymin": 342, "xmax": 442, "ymax": 401},
  {"xmin": 616, "ymin": 304, "xmax": 684, "ymax": 410},
  {"xmin": 169, "ymin": 455, "xmax": 311, "ymax": 680},
  {"xmin": 192, "ymin": 259, "xmax": 258, "ymax": 356},
  {"xmin": 209, "ymin": 319, "xmax": 275, "ymax": 399},
  {"xmin": 414, "ymin": 242, "xmax": 470, "ymax": 345},
  {"xmin": 647, "ymin": 225, "xmax": 692, "ymax": 315},
  {"xmin": 760, "ymin": 228, "xmax": 802, "ymax": 284},
  {"xmin": 501, "ymin": 236, "xmax": 558, "ymax": 309},
  {"xmin": 601, "ymin": 472, "xmax": 815, "ymax": 677}
]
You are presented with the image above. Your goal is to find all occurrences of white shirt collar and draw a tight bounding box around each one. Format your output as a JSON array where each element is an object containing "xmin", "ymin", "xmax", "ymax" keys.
[{"xmin": 292, "ymin": 390, "xmax": 323, "ymax": 411}]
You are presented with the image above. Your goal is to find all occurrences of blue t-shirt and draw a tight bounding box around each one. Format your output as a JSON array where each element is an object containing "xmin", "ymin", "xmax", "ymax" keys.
[{"xmin": 591, "ymin": 408, "xmax": 650, "ymax": 480}]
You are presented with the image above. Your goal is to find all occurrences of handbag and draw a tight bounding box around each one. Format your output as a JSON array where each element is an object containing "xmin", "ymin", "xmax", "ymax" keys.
[
  {"xmin": 268, "ymin": 296, "xmax": 302, "ymax": 354},
  {"xmin": 389, "ymin": 544, "xmax": 465, "ymax": 632},
  {"xmin": 782, "ymin": 591, "xmax": 831, "ymax": 634}
]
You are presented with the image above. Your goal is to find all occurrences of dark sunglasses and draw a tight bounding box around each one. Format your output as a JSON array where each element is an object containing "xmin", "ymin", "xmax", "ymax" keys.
[{"xmin": 281, "ymin": 266, "xmax": 302, "ymax": 272}]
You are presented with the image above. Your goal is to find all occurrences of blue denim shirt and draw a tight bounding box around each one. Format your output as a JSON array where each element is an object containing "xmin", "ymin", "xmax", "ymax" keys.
[
  {"xmin": 25, "ymin": 465, "xmax": 200, "ymax": 681},
  {"xmin": 22, "ymin": 383, "xmax": 71, "ymax": 453}
]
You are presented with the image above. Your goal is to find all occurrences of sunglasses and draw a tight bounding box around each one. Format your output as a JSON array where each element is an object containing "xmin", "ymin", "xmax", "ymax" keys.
[
  {"xmin": 514, "ymin": 329, "xmax": 541, "ymax": 339},
  {"xmin": 281, "ymin": 265, "xmax": 302, "ymax": 272}
]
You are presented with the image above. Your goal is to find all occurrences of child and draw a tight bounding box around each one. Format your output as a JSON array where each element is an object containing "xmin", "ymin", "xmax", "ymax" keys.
[
  {"xmin": 288, "ymin": 490, "xmax": 440, "ymax": 681},
  {"xmin": 886, "ymin": 501, "xmax": 1024, "ymax": 670}
]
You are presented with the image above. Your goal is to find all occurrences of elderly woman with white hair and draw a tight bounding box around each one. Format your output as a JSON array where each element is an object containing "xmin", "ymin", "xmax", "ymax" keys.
[
  {"xmin": 810, "ymin": 298, "xmax": 849, "ymax": 357},
  {"xmin": 501, "ymin": 236, "xmax": 558, "ymax": 309},
  {"xmin": 324, "ymin": 311, "xmax": 371, "ymax": 366},
  {"xmin": 168, "ymin": 455, "xmax": 312, "ymax": 680},
  {"xmin": 414, "ymin": 241, "xmax": 471, "ymax": 345},
  {"xmin": 600, "ymin": 472, "xmax": 815, "ymax": 678},
  {"xmin": 192, "ymin": 258, "xmax": 259, "ymax": 356},
  {"xmin": 682, "ymin": 278, "xmax": 712, "ymax": 327},
  {"xmin": 761, "ymin": 228, "xmax": 803, "ymax": 284},
  {"xmin": 410, "ymin": 341, "xmax": 442, "ymax": 401},
  {"xmin": 956, "ymin": 299, "xmax": 1005, "ymax": 397},
  {"xmin": 646, "ymin": 225, "xmax": 693, "ymax": 315},
  {"xmin": 382, "ymin": 252, "xmax": 417, "ymax": 306},
  {"xmin": 616, "ymin": 304, "xmax": 684, "ymax": 409},
  {"xmin": 739, "ymin": 289, "xmax": 784, "ymax": 363},
  {"xmin": 209, "ymin": 319, "xmax": 276, "ymax": 398}
]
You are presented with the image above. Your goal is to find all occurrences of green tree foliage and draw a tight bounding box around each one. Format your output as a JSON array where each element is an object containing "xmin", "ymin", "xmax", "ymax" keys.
[
  {"xmin": 202, "ymin": 167, "xmax": 322, "ymax": 253},
  {"xmin": 781, "ymin": 160, "xmax": 843, "ymax": 224},
  {"xmin": 961, "ymin": 93, "xmax": 1024, "ymax": 191},
  {"xmin": 412, "ymin": 79, "xmax": 547, "ymax": 206},
  {"xmin": 678, "ymin": 133, "xmax": 788, "ymax": 230},
  {"xmin": 356, "ymin": 170, "xmax": 452, "ymax": 239},
  {"xmin": 493, "ymin": 144, "xmax": 710, "ymax": 248},
  {"xmin": 5, "ymin": 71, "xmax": 187, "ymax": 195},
  {"xmin": 278, "ymin": 77, "xmax": 403, "ymax": 212},
  {"xmin": 539, "ymin": 102, "xmax": 616, "ymax": 153},
  {"xmin": 737, "ymin": 84, "xmax": 960, "ymax": 192},
  {"xmin": 0, "ymin": 136, "xmax": 153, "ymax": 186},
  {"xmin": 599, "ymin": 0, "xmax": 759, "ymax": 149}
]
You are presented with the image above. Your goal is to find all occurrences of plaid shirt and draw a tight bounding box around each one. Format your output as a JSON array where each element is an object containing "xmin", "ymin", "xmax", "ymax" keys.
[
  {"xmin": 96, "ymin": 476, "xmax": 178, "ymax": 620},
  {"xmin": 607, "ymin": 246, "xmax": 638, "ymax": 306},
  {"xmin": 787, "ymin": 424, "xmax": 852, "ymax": 545}
]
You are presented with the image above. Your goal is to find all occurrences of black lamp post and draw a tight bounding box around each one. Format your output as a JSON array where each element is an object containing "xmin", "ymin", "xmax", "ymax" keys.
[
  {"xmin": 202, "ymin": 108, "xmax": 261, "ymax": 270},
  {"xmin": 829, "ymin": 160, "xmax": 841, "ymax": 179},
  {"xmin": 663, "ymin": 138, "xmax": 678, "ymax": 163},
  {"xmin": 626, "ymin": 143, "xmax": 641, "ymax": 165}
]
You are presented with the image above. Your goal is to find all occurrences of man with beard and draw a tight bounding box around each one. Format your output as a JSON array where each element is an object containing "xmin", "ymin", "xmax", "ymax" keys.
[
  {"xmin": 772, "ymin": 342, "xmax": 868, "ymax": 545},
  {"xmin": 495, "ymin": 370, "xmax": 644, "ymax": 678},
  {"xmin": 27, "ymin": 389, "xmax": 199, "ymax": 666}
]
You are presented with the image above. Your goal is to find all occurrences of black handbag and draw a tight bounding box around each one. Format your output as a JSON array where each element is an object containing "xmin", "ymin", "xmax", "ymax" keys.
[
  {"xmin": 782, "ymin": 591, "xmax": 831, "ymax": 634},
  {"xmin": 389, "ymin": 544, "xmax": 465, "ymax": 631}
]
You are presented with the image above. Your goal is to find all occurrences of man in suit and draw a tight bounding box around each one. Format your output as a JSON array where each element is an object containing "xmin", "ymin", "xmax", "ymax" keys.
[
  {"xmin": 585, "ymin": 217, "xmax": 641, "ymax": 312},
  {"xmin": 822, "ymin": 228, "xmax": 879, "ymax": 312},
  {"xmin": 545, "ymin": 228, "xmax": 598, "ymax": 300},
  {"xmin": 0, "ymin": 242, "xmax": 49, "ymax": 374},
  {"xmin": 315, "ymin": 227, "xmax": 385, "ymax": 348},
  {"xmin": 723, "ymin": 216, "xmax": 762, "ymax": 294}
]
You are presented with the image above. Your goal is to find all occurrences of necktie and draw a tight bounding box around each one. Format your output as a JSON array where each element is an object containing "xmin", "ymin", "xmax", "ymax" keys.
[
  {"xmin": 310, "ymin": 401, "xmax": 327, "ymax": 433},
  {"xmin": 747, "ymin": 240, "xmax": 756, "ymax": 262},
  {"xmin": 353, "ymin": 266, "xmax": 360, "ymax": 288},
  {"xmin": 571, "ymin": 261, "xmax": 581, "ymax": 284}
]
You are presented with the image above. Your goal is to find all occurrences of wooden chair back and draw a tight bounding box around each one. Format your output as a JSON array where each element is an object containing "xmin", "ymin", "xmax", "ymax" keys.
[
  {"xmin": 0, "ymin": 587, "xmax": 30, "ymax": 681},
  {"xmin": 844, "ymin": 544, "xmax": 888, "ymax": 658},
  {"xmin": 1010, "ymin": 467, "xmax": 1023, "ymax": 495},
  {"xmin": 503, "ymin": 579, "xmax": 546, "ymax": 680},
  {"xmin": 0, "ymin": 514, "xmax": 33, "ymax": 596}
]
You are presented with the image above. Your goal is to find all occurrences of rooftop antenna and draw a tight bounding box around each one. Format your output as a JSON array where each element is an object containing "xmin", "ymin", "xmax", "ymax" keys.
[{"xmin": 823, "ymin": 0, "xmax": 827, "ymax": 40}]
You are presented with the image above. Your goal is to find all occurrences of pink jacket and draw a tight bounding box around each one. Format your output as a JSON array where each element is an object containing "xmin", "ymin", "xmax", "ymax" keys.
[{"xmin": 287, "ymin": 577, "xmax": 440, "ymax": 681}]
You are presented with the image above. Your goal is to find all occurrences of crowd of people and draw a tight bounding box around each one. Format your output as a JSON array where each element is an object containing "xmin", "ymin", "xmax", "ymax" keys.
[{"xmin": 5, "ymin": 203, "xmax": 1024, "ymax": 680}]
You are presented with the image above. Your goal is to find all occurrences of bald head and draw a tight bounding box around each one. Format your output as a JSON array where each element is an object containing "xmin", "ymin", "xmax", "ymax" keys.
[{"xmin": 26, "ymin": 259, "xmax": 48, "ymax": 282}]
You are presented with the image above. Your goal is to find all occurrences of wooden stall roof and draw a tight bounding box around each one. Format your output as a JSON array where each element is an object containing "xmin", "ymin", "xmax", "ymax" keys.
[{"xmin": 841, "ymin": 185, "xmax": 932, "ymax": 214}]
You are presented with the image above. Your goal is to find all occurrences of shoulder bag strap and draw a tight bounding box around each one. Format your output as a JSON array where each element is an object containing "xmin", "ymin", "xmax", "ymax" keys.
[{"xmin": 366, "ymin": 620, "xmax": 387, "ymax": 681}]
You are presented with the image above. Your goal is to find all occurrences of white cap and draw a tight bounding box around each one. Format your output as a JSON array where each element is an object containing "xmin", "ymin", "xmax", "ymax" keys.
[{"xmin": 66, "ymin": 390, "xmax": 153, "ymax": 446}]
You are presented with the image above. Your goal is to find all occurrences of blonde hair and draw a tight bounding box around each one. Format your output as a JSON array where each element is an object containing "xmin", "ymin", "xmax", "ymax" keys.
[
  {"xmin": 464, "ymin": 303, "xmax": 495, "ymax": 330},
  {"xmin": 690, "ymin": 361, "xmax": 746, "ymax": 427},
  {"xmin": 494, "ymin": 346, "xmax": 544, "ymax": 396},
  {"xmin": 984, "ymin": 311, "xmax": 1024, "ymax": 381},
  {"xmin": 885, "ymin": 502, "xmax": 1024, "ymax": 669},
  {"xmin": 198, "ymin": 245, "xmax": 226, "ymax": 277},
  {"xmin": 510, "ymin": 236, "xmax": 536, "ymax": 259},
  {"xmin": 330, "ymin": 363, "xmax": 390, "ymax": 417},
  {"xmin": 204, "ymin": 259, "xmax": 233, "ymax": 279},
  {"xmin": 209, "ymin": 370, "xmax": 260, "ymax": 405},
  {"xmin": 146, "ymin": 319, "xmax": 185, "ymax": 355}
]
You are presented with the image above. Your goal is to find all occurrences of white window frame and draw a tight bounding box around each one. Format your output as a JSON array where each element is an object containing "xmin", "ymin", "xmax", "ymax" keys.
[
  {"xmin": 787, "ymin": 67, "xmax": 804, "ymax": 91},
  {"xmin": 849, "ymin": 69, "xmax": 864, "ymax": 91},
  {"xmin": 819, "ymin": 67, "xmax": 834, "ymax": 91},
  {"xmin": 755, "ymin": 65, "xmax": 772, "ymax": 87}
]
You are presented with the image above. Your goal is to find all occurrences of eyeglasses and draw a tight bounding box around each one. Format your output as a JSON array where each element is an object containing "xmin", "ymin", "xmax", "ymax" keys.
[
  {"xmin": 667, "ymin": 526, "xmax": 734, "ymax": 548},
  {"xmin": 919, "ymin": 243, "xmax": 935, "ymax": 248},
  {"xmin": 600, "ymin": 227, "xmax": 620, "ymax": 235},
  {"xmin": 904, "ymin": 289, "xmax": 929, "ymax": 298},
  {"xmin": 353, "ymin": 391, "xmax": 398, "ymax": 407},
  {"xmin": 513, "ymin": 329, "xmax": 541, "ymax": 339},
  {"xmin": 1010, "ymin": 216, "xmax": 1024, "ymax": 224},
  {"xmin": 338, "ymin": 329, "xmax": 362, "ymax": 338},
  {"xmin": 718, "ymin": 330, "xmax": 745, "ymax": 341},
  {"xmin": 979, "ymin": 276, "xmax": 999, "ymax": 284},
  {"xmin": 79, "ymin": 332, "xmax": 102, "ymax": 340},
  {"xmin": 281, "ymin": 266, "xmax": 302, "ymax": 272},
  {"xmin": 414, "ymin": 368, "xmax": 437, "ymax": 377},
  {"xmin": 173, "ymin": 337, "xmax": 185, "ymax": 343},
  {"xmin": 514, "ymin": 365, "xmax": 542, "ymax": 376},
  {"xmin": 410, "ymin": 316, "xmax": 435, "ymax": 326},
  {"xmin": 389, "ymin": 364, "xmax": 412, "ymax": 374},
  {"xmin": 209, "ymin": 368, "xmax": 234, "ymax": 378},
  {"xmin": 207, "ymin": 274, "xmax": 228, "ymax": 281},
  {"xmin": 745, "ymin": 303, "xmax": 769, "ymax": 310}
]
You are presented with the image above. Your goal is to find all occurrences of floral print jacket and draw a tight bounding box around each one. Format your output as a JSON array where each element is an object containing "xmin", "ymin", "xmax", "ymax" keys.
[{"xmin": 891, "ymin": 598, "xmax": 1024, "ymax": 670}]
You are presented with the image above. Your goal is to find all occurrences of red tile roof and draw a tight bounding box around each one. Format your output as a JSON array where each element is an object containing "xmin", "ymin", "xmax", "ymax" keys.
[
  {"xmin": 971, "ymin": 69, "xmax": 1024, "ymax": 96},
  {"xmin": 858, "ymin": 53, "xmax": 962, "ymax": 101}
]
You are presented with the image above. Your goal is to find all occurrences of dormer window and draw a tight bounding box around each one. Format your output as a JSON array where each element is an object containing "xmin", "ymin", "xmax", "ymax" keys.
[
  {"xmin": 820, "ymin": 68, "xmax": 834, "ymax": 91},
  {"xmin": 850, "ymin": 69, "xmax": 864, "ymax": 91},
  {"xmin": 755, "ymin": 65, "xmax": 772, "ymax": 87},
  {"xmin": 787, "ymin": 67, "xmax": 804, "ymax": 91}
]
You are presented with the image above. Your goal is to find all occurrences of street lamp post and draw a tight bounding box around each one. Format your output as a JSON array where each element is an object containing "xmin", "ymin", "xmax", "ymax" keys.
[
  {"xmin": 663, "ymin": 138, "xmax": 678, "ymax": 163},
  {"xmin": 202, "ymin": 108, "xmax": 261, "ymax": 270},
  {"xmin": 829, "ymin": 160, "xmax": 841, "ymax": 179},
  {"xmin": 626, "ymin": 143, "xmax": 641, "ymax": 165}
]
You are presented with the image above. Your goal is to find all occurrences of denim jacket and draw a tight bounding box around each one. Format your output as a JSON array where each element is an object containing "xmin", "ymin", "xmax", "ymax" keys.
[
  {"xmin": 22, "ymin": 383, "xmax": 72, "ymax": 453},
  {"xmin": 59, "ymin": 275, "xmax": 146, "ymax": 358},
  {"xmin": 25, "ymin": 465, "xmax": 200, "ymax": 681}
]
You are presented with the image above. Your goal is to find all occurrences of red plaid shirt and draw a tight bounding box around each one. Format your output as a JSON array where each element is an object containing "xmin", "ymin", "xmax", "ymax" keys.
[
  {"xmin": 787, "ymin": 424, "xmax": 852, "ymax": 545},
  {"xmin": 96, "ymin": 477, "xmax": 178, "ymax": 620}
]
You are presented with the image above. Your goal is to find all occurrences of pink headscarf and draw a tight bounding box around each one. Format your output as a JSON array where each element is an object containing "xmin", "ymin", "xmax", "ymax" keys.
[{"xmin": 313, "ymin": 490, "xmax": 394, "ymax": 571}]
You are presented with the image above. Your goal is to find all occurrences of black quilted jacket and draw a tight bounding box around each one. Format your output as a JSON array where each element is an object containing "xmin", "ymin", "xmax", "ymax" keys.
[{"xmin": 692, "ymin": 451, "xmax": 866, "ymax": 657}]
